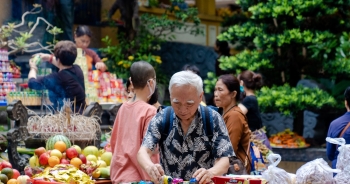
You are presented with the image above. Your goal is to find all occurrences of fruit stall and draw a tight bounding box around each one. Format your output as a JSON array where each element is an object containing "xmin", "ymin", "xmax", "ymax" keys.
[{"xmin": 0, "ymin": 100, "xmax": 112, "ymax": 184}]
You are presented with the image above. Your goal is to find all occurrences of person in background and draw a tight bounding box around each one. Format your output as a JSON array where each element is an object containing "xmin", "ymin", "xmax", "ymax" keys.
[
  {"xmin": 56, "ymin": 0, "xmax": 76, "ymax": 41},
  {"xmin": 125, "ymin": 79, "xmax": 135, "ymax": 101},
  {"xmin": 126, "ymin": 78, "xmax": 161, "ymax": 110},
  {"xmin": 182, "ymin": 64, "xmax": 200, "ymax": 76},
  {"xmin": 327, "ymin": 86, "xmax": 350, "ymax": 169},
  {"xmin": 28, "ymin": 41, "xmax": 85, "ymax": 112},
  {"xmin": 137, "ymin": 71, "xmax": 234, "ymax": 183},
  {"xmin": 238, "ymin": 70, "xmax": 263, "ymax": 131},
  {"xmin": 110, "ymin": 61, "xmax": 159, "ymax": 183},
  {"xmin": 74, "ymin": 25, "xmax": 107, "ymax": 72},
  {"xmin": 214, "ymin": 40, "xmax": 231, "ymax": 77},
  {"xmin": 182, "ymin": 64, "xmax": 207, "ymax": 106},
  {"xmin": 214, "ymin": 74, "xmax": 251, "ymax": 174}
]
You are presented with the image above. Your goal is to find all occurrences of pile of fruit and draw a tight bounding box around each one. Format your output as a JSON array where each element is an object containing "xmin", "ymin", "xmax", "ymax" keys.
[
  {"xmin": 26, "ymin": 134, "xmax": 112, "ymax": 183},
  {"xmin": 0, "ymin": 160, "xmax": 31, "ymax": 184},
  {"xmin": 269, "ymin": 129, "xmax": 310, "ymax": 148}
]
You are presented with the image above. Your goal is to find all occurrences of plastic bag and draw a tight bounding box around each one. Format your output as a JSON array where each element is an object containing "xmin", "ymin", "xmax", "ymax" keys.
[
  {"xmin": 262, "ymin": 153, "xmax": 292, "ymax": 184},
  {"xmin": 326, "ymin": 137, "xmax": 350, "ymax": 170},
  {"xmin": 295, "ymin": 158, "xmax": 340, "ymax": 184},
  {"xmin": 335, "ymin": 164, "xmax": 350, "ymax": 184}
]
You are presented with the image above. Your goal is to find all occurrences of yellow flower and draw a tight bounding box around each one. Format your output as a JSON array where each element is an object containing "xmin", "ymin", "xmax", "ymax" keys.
[
  {"xmin": 101, "ymin": 58, "xmax": 108, "ymax": 62},
  {"xmin": 156, "ymin": 59, "xmax": 162, "ymax": 64},
  {"xmin": 118, "ymin": 61, "xmax": 123, "ymax": 65},
  {"xmin": 155, "ymin": 56, "xmax": 161, "ymax": 60},
  {"xmin": 123, "ymin": 63, "xmax": 128, "ymax": 68},
  {"xmin": 128, "ymin": 56, "xmax": 134, "ymax": 61},
  {"xmin": 174, "ymin": 6, "xmax": 180, "ymax": 11}
]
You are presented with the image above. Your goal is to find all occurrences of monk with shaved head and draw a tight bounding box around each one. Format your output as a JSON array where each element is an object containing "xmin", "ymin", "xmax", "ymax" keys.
[{"xmin": 110, "ymin": 61, "xmax": 159, "ymax": 183}]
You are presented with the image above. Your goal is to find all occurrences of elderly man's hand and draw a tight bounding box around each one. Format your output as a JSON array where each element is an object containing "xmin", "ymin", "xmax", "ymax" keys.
[
  {"xmin": 193, "ymin": 168, "xmax": 214, "ymax": 184},
  {"xmin": 145, "ymin": 164, "xmax": 164, "ymax": 184}
]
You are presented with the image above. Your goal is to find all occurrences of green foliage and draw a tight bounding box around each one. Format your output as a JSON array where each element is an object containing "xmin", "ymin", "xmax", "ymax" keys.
[
  {"xmin": 219, "ymin": 0, "xmax": 350, "ymax": 83},
  {"xmin": 101, "ymin": 0, "xmax": 202, "ymax": 84},
  {"xmin": 214, "ymin": 0, "xmax": 350, "ymax": 112},
  {"xmin": 219, "ymin": 49, "xmax": 274, "ymax": 74},
  {"xmin": 204, "ymin": 72, "xmax": 218, "ymax": 93},
  {"xmin": 257, "ymin": 84, "xmax": 336, "ymax": 116},
  {"xmin": 321, "ymin": 32, "xmax": 350, "ymax": 74}
]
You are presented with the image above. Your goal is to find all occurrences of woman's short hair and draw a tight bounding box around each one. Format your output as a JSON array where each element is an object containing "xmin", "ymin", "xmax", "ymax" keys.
[
  {"xmin": 169, "ymin": 71, "xmax": 203, "ymax": 96},
  {"xmin": 53, "ymin": 41, "xmax": 77, "ymax": 66},
  {"xmin": 218, "ymin": 74, "xmax": 241, "ymax": 102}
]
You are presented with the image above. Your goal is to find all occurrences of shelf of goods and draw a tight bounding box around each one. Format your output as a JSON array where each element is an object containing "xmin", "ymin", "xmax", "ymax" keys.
[
  {"xmin": 0, "ymin": 49, "xmax": 21, "ymax": 106},
  {"xmin": 7, "ymin": 91, "xmax": 51, "ymax": 106},
  {"xmin": 75, "ymin": 48, "xmax": 126, "ymax": 105}
]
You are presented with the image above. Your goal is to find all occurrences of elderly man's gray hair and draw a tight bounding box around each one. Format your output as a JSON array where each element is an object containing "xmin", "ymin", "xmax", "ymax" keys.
[{"xmin": 169, "ymin": 71, "xmax": 203, "ymax": 96}]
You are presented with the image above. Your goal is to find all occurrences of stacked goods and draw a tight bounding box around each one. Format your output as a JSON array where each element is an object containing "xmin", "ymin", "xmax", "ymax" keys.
[
  {"xmin": 7, "ymin": 91, "xmax": 51, "ymax": 106},
  {"xmin": 88, "ymin": 70, "xmax": 125, "ymax": 104},
  {"xmin": 74, "ymin": 48, "xmax": 126, "ymax": 104},
  {"xmin": 27, "ymin": 101, "xmax": 100, "ymax": 142},
  {"xmin": 0, "ymin": 50, "xmax": 19, "ymax": 106},
  {"xmin": 269, "ymin": 129, "xmax": 309, "ymax": 148},
  {"xmin": 74, "ymin": 48, "xmax": 99, "ymax": 104}
]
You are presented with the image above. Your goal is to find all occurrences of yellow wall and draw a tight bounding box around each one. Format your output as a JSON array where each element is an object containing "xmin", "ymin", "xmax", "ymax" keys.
[
  {"xmin": 0, "ymin": 0, "xmax": 11, "ymax": 25},
  {"xmin": 138, "ymin": 6, "xmax": 223, "ymax": 47},
  {"xmin": 98, "ymin": 0, "xmax": 223, "ymax": 47}
]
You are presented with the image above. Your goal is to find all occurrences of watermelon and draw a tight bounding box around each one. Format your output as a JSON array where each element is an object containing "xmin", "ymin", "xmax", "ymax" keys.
[{"xmin": 46, "ymin": 135, "xmax": 71, "ymax": 150}]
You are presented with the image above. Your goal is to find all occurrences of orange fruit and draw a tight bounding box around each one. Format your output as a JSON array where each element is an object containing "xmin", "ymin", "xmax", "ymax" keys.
[
  {"xmin": 7, "ymin": 179, "xmax": 18, "ymax": 184},
  {"xmin": 48, "ymin": 156, "xmax": 60, "ymax": 167},
  {"xmin": 54, "ymin": 141, "xmax": 67, "ymax": 153},
  {"xmin": 70, "ymin": 158, "xmax": 83, "ymax": 168}
]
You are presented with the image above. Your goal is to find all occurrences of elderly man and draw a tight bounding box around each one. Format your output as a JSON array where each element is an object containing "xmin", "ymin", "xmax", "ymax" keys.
[{"xmin": 138, "ymin": 71, "xmax": 234, "ymax": 184}]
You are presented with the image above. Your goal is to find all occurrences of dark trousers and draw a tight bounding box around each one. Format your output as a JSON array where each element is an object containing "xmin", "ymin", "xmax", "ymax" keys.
[{"xmin": 55, "ymin": 0, "xmax": 74, "ymax": 41}]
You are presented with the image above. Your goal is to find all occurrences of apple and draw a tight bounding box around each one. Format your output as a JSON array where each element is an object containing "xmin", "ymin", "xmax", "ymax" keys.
[
  {"xmin": 79, "ymin": 154, "xmax": 87, "ymax": 164},
  {"xmin": 60, "ymin": 159, "xmax": 70, "ymax": 164},
  {"xmin": 34, "ymin": 147, "xmax": 46, "ymax": 157},
  {"xmin": 71, "ymin": 145, "xmax": 82, "ymax": 154},
  {"xmin": 12, "ymin": 169, "xmax": 20, "ymax": 179},
  {"xmin": 66, "ymin": 148, "xmax": 78, "ymax": 159},
  {"xmin": 0, "ymin": 161, "xmax": 12, "ymax": 170},
  {"xmin": 24, "ymin": 166, "xmax": 33, "ymax": 177},
  {"xmin": 39, "ymin": 153, "xmax": 50, "ymax": 166}
]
